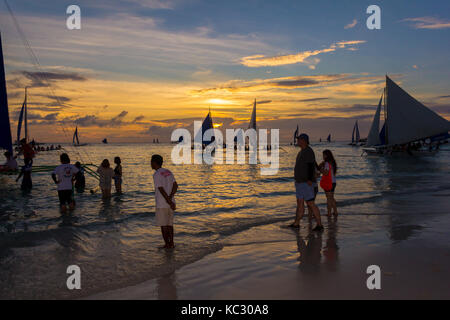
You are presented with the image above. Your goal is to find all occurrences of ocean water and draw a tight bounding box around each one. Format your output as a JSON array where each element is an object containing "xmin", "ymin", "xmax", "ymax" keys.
[{"xmin": 0, "ymin": 142, "xmax": 449, "ymax": 299}]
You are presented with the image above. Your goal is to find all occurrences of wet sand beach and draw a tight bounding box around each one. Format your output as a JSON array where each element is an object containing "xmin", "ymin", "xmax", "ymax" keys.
[{"xmin": 87, "ymin": 214, "xmax": 450, "ymax": 300}]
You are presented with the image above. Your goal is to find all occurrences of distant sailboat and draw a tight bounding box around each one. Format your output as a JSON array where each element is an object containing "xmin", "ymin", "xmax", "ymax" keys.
[
  {"xmin": 0, "ymin": 33, "xmax": 13, "ymax": 154},
  {"xmin": 102, "ymin": 138, "xmax": 108, "ymax": 144},
  {"xmin": 17, "ymin": 87, "xmax": 29, "ymax": 145},
  {"xmin": 194, "ymin": 109, "xmax": 214, "ymax": 148},
  {"xmin": 327, "ymin": 134, "xmax": 331, "ymax": 143},
  {"xmin": 246, "ymin": 99, "xmax": 266, "ymax": 149},
  {"xmin": 293, "ymin": 124, "xmax": 299, "ymax": 145},
  {"xmin": 349, "ymin": 120, "xmax": 360, "ymax": 146},
  {"xmin": 73, "ymin": 126, "xmax": 88, "ymax": 146},
  {"xmin": 364, "ymin": 76, "xmax": 450, "ymax": 155},
  {"xmin": 156, "ymin": 138, "xmax": 159, "ymax": 143},
  {"xmin": 248, "ymin": 99, "xmax": 257, "ymax": 130}
]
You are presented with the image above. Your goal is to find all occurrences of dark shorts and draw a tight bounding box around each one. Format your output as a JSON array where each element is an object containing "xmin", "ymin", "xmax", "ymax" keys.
[
  {"xmin": 58, "ymin": 190, "xmax": 74, "ymax": 206},
  {"xmin": 295, "ymin": 182, "xmax": 316, "ymax": 202}
]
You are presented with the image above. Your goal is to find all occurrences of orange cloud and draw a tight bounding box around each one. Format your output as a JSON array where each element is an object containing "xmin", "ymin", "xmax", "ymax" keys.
[
  {"xmin": 402, "ymin": 17, "xmax": 450, "ymax": 29},
  {"xmin": 240, "ymin": 40, "xmax": 366, "ymax": 67}
]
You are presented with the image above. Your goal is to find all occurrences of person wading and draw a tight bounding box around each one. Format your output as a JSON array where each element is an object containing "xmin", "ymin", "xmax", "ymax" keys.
[{"xmin": 290, "ymin": 133, "xmax": 323, "ymax": 231}]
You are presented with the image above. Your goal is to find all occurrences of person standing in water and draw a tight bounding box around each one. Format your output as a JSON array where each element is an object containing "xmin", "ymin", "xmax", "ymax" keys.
[
  {"xmin": 319, "ymin": 149, "xmax": 338, "ymax": 217},
  {"xmin": 113, "ymin": 156, "xmax": 122, "ymax": 194},
  {"xmin": 151, "ymin": 154, "xmax": 178, "ymax": 249},
  {"xmin": 74, "ymin": 162, "xmax": 86, "ymax": 193},
  {"xmin": 16, "ymin": 157, "xmax": 32, "ymax": 191},
  {"xmin": 52, "ymin": 153, "xmax": 79, "ymax": 213},
  {"xmin": 97, "ymin": 159, "xmax": 114, "ymax": 199},
  {"xmin": 290, "ymin": 133, "xmax": 323, "ymax": 231}
]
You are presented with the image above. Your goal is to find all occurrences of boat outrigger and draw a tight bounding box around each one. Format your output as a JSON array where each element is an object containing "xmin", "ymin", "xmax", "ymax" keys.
[{"xmin": 363, "ymin": 76, "xmax": 450, "ymax": 155}]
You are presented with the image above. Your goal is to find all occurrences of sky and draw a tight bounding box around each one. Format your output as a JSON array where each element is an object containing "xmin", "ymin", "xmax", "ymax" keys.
[{"xmin": 0, "ymin": 0, "xmax": 449, "ymax": 143}]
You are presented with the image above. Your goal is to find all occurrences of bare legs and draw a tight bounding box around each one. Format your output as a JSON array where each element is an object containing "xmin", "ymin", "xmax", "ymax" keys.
[
  {"xmin": 293, "ymin": 198, "xmax": 322, "ymax": 227},
  {"xmin": 101, "ymin": 188, "xmax": 111, "ymax": 199},
  {"xmin": 60, "ymin": 201, "xmax": 75, "ymax": 214},
  {"xmin": 161, "ymin": 226, "xmax": 175, "ymax": 248},
  {"xmin": 325, "ymin": 192, "xmax": 338, "ymax": 217},
  {"xmin": 114, "ymin": 180, "xmax": 122, "ymax": 194}
]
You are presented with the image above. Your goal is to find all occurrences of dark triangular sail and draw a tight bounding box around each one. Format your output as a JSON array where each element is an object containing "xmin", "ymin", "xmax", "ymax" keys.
[
  {"xmin": 73, "ymin": 126, "xmax": 80, "ymax": 145},
  {"xmin": 293, "ymin": 124, "xmax": 299, "ymax": 144},
  {"xmin": 386, "ymin": 76, "xmax": 450, "ymax": 145},
  {"xmin": 366, "ymin": 94, "xmax": 383, "ymax": 147},
  {"xmin": 355, "ymin": 121, "xmax": 360, "ymax": 142},
  {"xmin": 195, "ymin": 110, "xmax": 214, "ymax": 145},
  {"xmin": 351, "ymin": 123, "xmax": 355, "ymax": 143},
  {"xmin": 17, "ymin": 96, "xmax": 25, "ymax": 144},
  {"xmin": 0, "ymin": 33, "xmax": 13, "ymax": 153},
  {"xmin": 248, "ymin": 99, "xmax": 256, "ymax": 130}
]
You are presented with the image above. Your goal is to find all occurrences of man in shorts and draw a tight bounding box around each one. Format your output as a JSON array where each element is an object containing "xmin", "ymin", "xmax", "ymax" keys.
[
  {"xmin": 290, "ymin": 133, "xmax": 323, "ymax": 231},
  {"xmin": 151, "ymin": 154, "xmax": 178, "ymax": 249},
  {"xmin": 52, "ymin": 153, "xmax": 79, "ymax": 213}
]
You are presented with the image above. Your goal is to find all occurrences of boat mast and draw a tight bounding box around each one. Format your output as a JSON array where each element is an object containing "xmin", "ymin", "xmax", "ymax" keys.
[
  {"xmin": 24, "ymin": 87, "xmax": 28, "ymax": 143},
  {"xmin": 384, "ymin": 76, "xmax": 388, "ymax": 145}
]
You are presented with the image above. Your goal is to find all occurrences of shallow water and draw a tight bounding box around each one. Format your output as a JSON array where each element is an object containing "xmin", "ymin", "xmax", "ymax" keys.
[{"xmin": 0, "ymin": 142, "xmax": 449, "ymax": 299}]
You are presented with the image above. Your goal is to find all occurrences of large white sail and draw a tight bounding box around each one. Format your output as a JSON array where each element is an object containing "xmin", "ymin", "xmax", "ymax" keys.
[
  {"xmin": 366, "ymin": 94, "xmax": 383, "ymax": 147},
  {"xmin": 386, "ymin": 76, "xmax": 450, "ymax": 145},
  {"xmin": 248, "ymin": 99, "xmax": 256, "ymax": 130}
]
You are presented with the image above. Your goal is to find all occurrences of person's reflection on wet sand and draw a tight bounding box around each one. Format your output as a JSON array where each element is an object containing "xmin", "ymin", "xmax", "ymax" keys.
[
  {"xmin": 157, "ymin": 250, "xmax": 178, "ymax": 299},
  {"xmin": 294, "ymin": 226, "xmax": 323, "ymax": 274},
  {"xmin": 323, "ymin": 217, "xmax": 339, "ymax": 272}
]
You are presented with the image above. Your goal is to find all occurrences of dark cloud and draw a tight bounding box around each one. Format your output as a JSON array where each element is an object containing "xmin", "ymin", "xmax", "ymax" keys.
[
  {"xmin": 133, "ymin": 115, "xmax": 145, "ymax": 122},
  {"xmin": 283, "ymin": 97, "xmax": 329, "ymax": 103},
  {"xmin": 429, "ymin": 104, "xmax": 450, "ymax": 115},
  {"xmin": 21, "ymin": 71, "xmax": 87, "ymax": 87},
  {"xmin": 44, "ymin": 113, "xmax": 59, "ymax": 121},
  {"xmin": 73, "ymin": 110, "xmax": 129, "ymax": 127},
  {"xmin": 192, "ymin": 73, "xmax": 381, "ymax": 94},
  {"xmin": 273, "ymin": 79, "xmax": 318, "ymax": 87},
  {"xmin": 14, "ymin": 111, "xmax": 59, "ymax": 122}
]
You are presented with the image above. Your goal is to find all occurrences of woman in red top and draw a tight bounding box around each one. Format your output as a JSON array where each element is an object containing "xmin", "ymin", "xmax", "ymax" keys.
[{"xmin": 319, "ymin": 149, "xmax": 338, "ymax": 218}]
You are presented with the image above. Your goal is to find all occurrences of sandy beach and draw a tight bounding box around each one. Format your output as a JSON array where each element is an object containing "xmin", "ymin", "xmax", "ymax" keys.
[{"xmin": 86, "ymin": 213, "xmax": 450, "ymax": 300}]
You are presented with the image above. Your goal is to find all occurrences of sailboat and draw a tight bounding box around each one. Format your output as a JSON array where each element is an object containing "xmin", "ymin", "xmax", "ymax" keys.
[
  {"xmin": 349, "ymin": 120, "xmax": 360, "ymax": 146},
  {"xmin": 246, "ymin": 99, "xmax": 267, "ymax": 150},
  {"xmin": 327, "ymin": 134, "xmax": 331, "ymax": 143},
  {"xmin": 16, "ymin": 87, "xmax": 29, "ymax": 145},
  {"xmin": 293, "ymin": 124, "xmax": 299, "ymax": 145},
  {"xmin": 193, "ymin": 109, "xmax": 214, "ymax": 149},
  {"xmin": 0, "ymin": 33, "xmax": 13, "ymax": 155},
  {"xmin": 363, "ymin": 76, "xmax": 450, "ymax": 155},
  {"xmin": 73, "ymin": 126, "xmax": 88, "ymax": 146},
  {"xmin": 248, "ymin": 99, "xmax": 257, "ymax": 131}
]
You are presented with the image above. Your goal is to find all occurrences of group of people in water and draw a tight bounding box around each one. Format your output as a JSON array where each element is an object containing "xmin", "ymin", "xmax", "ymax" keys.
[
  {"xmin": 2, "ymin": 133, "xmax": 337, "ymax": 247},
  {"xmin": 51, "ymin": 154, "xmax": 124, "ymax": 213}
]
